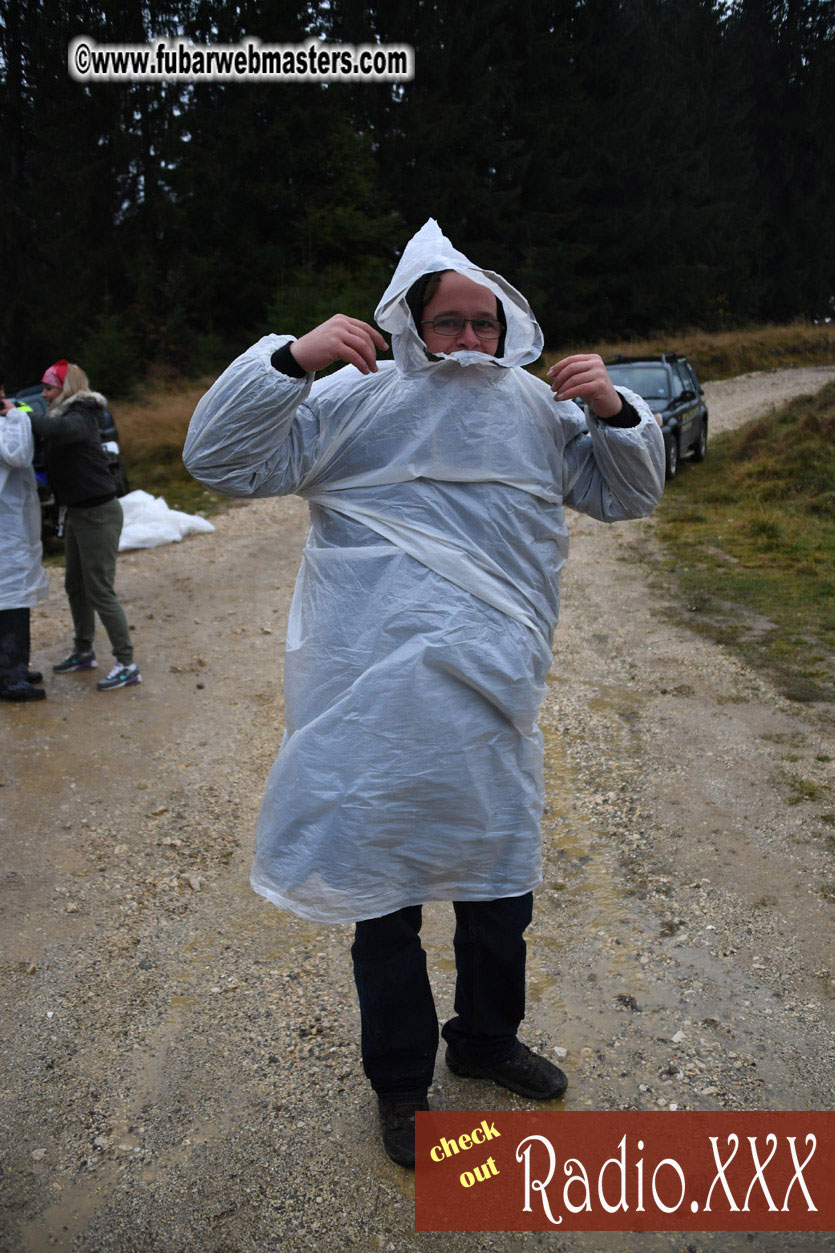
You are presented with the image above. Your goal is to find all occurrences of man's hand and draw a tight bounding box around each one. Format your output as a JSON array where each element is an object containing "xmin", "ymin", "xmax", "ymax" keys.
[
  {"xmin": 290, "ymin": 315, "xmax": 388, "ymax": 376},
  {"xmin": 546, "ymin": 354, "xmax": 623, "ymax": 420},
  {"xmin": 0, "ymin": 398, "xmax": 13, "ymax": 416}
]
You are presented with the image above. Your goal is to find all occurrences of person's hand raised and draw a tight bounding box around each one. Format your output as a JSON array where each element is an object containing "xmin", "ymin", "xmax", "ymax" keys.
[
  {"xmin": 290, "ymin": 315, "xmax": 388, "ymax": 376},
  {"xmin": 546, "ymin": 354, "xmax": 623, "ymax": 420}
]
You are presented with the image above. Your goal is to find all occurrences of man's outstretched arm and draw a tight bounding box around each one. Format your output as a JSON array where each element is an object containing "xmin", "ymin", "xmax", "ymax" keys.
[
  {"xmin": 549, "ymin": 355, "xmax": 665, "ymax": 521},
  {"xmin": 183, "ymin": 318, "xmax": 387, "ymax": 499}
]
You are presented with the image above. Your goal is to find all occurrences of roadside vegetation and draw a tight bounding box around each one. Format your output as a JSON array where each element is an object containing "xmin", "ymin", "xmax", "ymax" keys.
[
  {"xmin": 116, "ymin": 382, "xmax": 219, "ymax": 516},
  {"xmin": 654, "ymin": 380, "xmax": 835, "ymax": 704},
  {"xmin": 542, "ymin": 319, "xmax": 835, "ymax": 383}
]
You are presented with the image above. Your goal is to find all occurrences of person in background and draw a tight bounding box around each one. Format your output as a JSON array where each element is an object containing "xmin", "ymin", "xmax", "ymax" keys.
[
  {"xmin": 0, "ymin": 370, "xmax": 50, "ymax": 702},
  {"xmin": 29, "ymin": 360, "xmax": 141, "ymax": 692}
]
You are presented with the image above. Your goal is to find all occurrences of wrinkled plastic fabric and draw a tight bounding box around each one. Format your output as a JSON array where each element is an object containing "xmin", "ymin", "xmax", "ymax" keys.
[
  {"xmin": 118, "ymin": 489, "xmax": 215, "ymax": 550},
  {"xmin": 184, "ymin": 219, "xmax": 665, "ymax": 924},
  {"xmin": 0, "ymin": 408, "xmax": 49, "ymax": 611}
]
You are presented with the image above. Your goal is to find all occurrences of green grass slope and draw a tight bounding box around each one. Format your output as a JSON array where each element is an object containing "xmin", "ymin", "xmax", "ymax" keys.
[{"xmin": 656, "ymin": 382, "xmax": 835, "ymax": 703}]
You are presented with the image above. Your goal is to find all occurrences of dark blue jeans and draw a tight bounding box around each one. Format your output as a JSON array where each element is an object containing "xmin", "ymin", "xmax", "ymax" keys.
[{"xmin": 351, "ymin": 893, "xmax": 533, "ymax": 1101}]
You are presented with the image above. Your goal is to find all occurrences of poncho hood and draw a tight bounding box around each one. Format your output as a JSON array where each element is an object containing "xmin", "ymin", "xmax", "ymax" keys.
[{"xmin": 374, "ymin": 218, "xmax": 544, "ymax": 374}]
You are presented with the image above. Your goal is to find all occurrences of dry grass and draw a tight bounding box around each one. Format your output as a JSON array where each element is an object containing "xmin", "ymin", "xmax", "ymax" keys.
[
  {"xmin": 116, "ymin": 379, "xmax": 212, "ymax": 460},
  {"xmin": 542, "ymin": 320, "xmax": 835, "ymax": 383},
  {"xmin": 114, "ymin": 378, "xmax": 221, "ymax": 514}
]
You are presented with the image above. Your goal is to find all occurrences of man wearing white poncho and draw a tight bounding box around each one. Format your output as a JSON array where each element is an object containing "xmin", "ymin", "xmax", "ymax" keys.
[{"xmin": 184, "ymin": 220, "xmax": 665, "ymax": 1165}]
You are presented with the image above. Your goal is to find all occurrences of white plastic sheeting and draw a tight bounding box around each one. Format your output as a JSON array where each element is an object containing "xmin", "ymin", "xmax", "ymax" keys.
[
  {"xmin": 118, "ymin": 489, "xmax": 214, "ymax": 551},
  {"xmin": 184, "ymin": 219, "xmax": 665, "ymax": 924},
  {"xmin": 0, "ymin": 407, "xmax": 49, "ymax": 610}
]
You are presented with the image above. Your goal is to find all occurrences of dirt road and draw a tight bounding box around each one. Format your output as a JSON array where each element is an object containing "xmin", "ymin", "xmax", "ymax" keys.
[{"xmin": 2, "ymin": 367, "xmax": 834, "ymax": 1252}]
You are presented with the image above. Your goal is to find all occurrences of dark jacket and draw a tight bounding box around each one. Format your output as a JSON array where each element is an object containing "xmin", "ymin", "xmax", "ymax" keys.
[{"xmin": 29, "ymin": 390, "xmax": 116, "ymax": 507}]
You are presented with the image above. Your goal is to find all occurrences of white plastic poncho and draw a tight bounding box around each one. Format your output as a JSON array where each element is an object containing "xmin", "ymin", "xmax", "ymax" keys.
[
  {"xmin": 0, "ymin": 407, "xmax": 49, "ymax": 611},
  {"xmin": 184, "ymin": 220, "xmax": 665, "ymax": 924}
]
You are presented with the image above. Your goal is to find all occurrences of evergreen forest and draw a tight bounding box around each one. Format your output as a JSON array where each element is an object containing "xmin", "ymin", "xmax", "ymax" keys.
[{"xmin": 1, "ymin": 0, "xmax": 833, "ymax": 393}]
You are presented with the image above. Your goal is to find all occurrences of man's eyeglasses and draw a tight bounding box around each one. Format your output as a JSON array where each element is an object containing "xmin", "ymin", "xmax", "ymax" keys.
[{"xmin": 421, "ymin": 316, "xmax": 501, "ymax": 339}]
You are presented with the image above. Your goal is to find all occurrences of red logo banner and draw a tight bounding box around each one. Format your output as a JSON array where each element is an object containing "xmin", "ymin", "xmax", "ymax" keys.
[{"xmin": 415, "ymin": 1111, "xmax": 835, "ymax": 1232}]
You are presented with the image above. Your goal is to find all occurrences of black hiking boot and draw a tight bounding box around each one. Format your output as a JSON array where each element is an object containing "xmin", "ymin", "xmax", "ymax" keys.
[
  {"xmin": 377, "ymin": 1096, "xmax": 430, "ymax": 1168},
  {"xmin": 446, "ymin": 1040, "xmax": 568, "ymax": 1100}
]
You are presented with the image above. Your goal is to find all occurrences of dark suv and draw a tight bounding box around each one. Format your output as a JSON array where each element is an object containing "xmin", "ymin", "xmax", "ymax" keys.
[
  {"xmin": 10, "ymin": 384, "xmax": 130, "ymax": 536},
  {"xmin": 604, "ymin": 354, "xmax": 708, "ymax": 480}
]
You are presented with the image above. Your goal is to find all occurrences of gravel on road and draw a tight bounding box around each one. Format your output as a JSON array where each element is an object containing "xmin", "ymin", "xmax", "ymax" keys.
[{"xmin": 2, "ymin": 368, "xmax": 833, "ymax": 1253}]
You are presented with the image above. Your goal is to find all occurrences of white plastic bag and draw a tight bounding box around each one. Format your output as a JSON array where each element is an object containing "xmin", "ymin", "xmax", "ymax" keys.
[{"xmin": 118, "ymin": 489, "xmax": 214, "ymax": 550}]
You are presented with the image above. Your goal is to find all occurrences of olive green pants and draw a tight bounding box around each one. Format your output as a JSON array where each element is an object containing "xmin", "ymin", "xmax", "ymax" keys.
[{"xmin": 64, "ymin": 499, "xmax": 133, "ymax": 665}]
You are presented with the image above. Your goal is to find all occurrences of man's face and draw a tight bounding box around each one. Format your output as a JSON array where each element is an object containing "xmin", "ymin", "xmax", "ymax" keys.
[{"xmin": 420, "ymin": 272, "xmax": 501, "ymax": 356}]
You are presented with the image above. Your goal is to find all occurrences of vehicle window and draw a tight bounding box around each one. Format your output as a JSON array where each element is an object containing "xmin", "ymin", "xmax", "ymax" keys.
[
  {"xmin": 671, "ymin": 362, "xmax": 691, "ymax": 395},
  {"xmin": 606, "ymin": 365, "xmax": 670, "ymax": 399}
]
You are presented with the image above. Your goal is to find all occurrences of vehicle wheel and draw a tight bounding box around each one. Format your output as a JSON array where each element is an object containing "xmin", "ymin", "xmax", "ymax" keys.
[
  {"xmin": 692, "ymin": 418, "xmax": 708, "ymax": 462},
  {"xmin": 664, "ymin": 433, "xmax": 679, "ymax": 480}
]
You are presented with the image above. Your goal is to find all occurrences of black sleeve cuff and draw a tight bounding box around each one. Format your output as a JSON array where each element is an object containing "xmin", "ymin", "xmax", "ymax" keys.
[
  {"xmin": 594, "ymin": 396, "xmax": 641, "ymax": 428},
  {"xmin": 270, "ymin": 342, "xmax": 307, "ymax": 379}
]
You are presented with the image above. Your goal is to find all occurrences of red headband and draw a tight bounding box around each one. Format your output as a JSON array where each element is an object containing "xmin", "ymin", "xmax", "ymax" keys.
[{"xmin": 42, "ymin": 360, "xmax": 69, "ymax": 388}]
